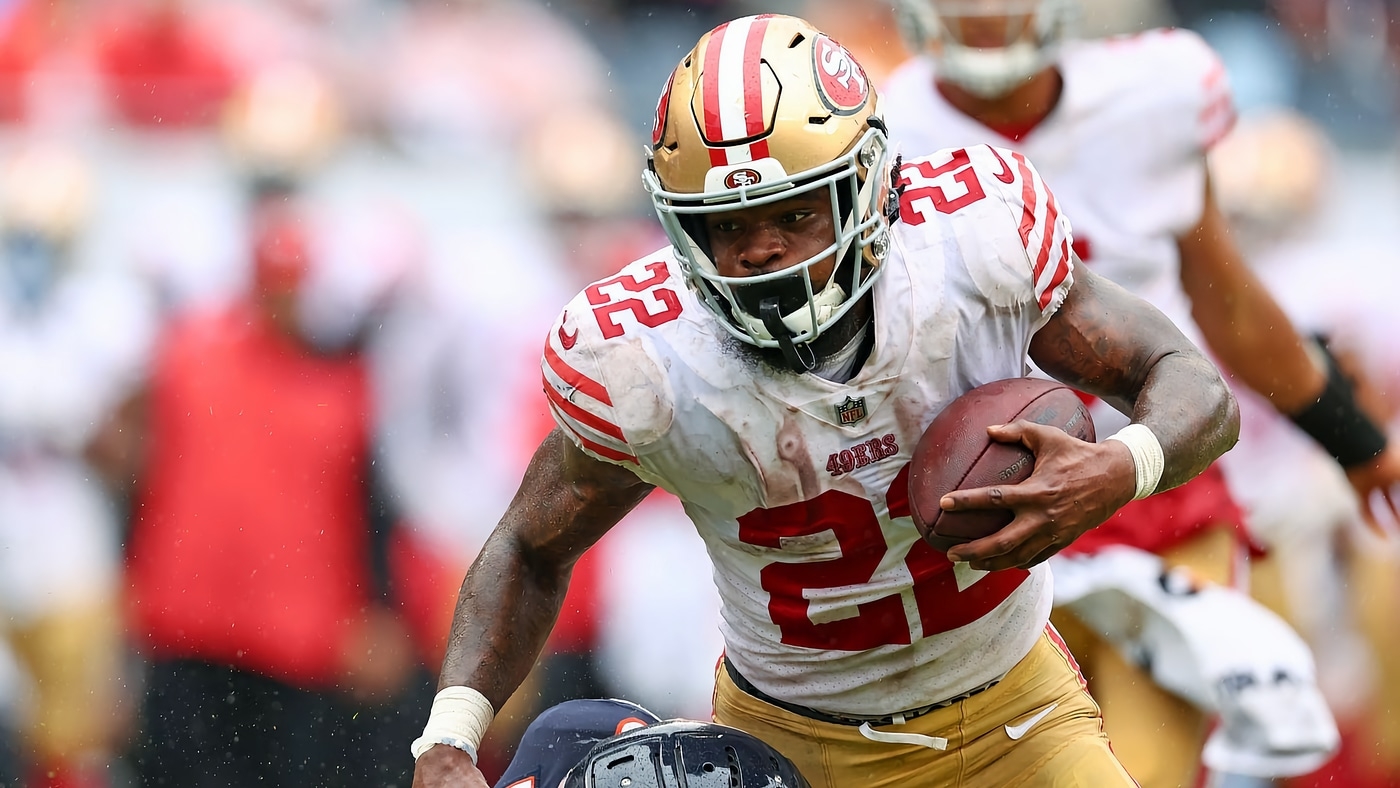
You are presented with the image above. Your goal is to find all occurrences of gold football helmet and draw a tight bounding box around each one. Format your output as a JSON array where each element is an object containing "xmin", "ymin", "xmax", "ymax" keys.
[
  {"xmin": 893, "ymin": 0, "xmax": 1077, "ymax": 98},
  {"xmin": 643, "ymin": 14, "xmax": 893, "ymax": 362}
]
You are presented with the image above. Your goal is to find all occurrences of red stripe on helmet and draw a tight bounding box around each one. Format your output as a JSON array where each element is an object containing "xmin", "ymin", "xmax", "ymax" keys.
[
  {"xmin": 741, "ymin": 16, "xmax": 770, "ymax": 139},
  {"xmin": 701, "ymin": 22, "xmax": 729, "ymax": 145}
]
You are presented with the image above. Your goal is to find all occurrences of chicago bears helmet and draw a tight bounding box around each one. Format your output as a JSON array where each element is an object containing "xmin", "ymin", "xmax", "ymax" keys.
[
  {"xmin": 561, "ymin": 720, "xmax": 812, "ymax": 788},
  {"xmin": 643, "ymin": 14, "xmax": 893, "ymax": 363},
  {"xmin": 893, "ymin": 0, "xmax": 1078, "ymax": 98}
]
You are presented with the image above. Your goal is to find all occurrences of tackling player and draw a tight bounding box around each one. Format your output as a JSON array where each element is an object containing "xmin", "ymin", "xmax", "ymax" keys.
[
  {"xmin": 879, "ymin": 1, "xmax": 1400, "ymax": 784},
  {"xmin": 492, "ymin": 699, "xmax": 660, "ymax": 788},
  {"xmin": 410, "ymin": 14, "xmax": 1239, "ymax": 788}
]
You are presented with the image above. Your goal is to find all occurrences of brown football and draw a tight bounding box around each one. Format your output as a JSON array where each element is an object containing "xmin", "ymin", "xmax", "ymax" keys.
[{"xmin": 907, "ymin": 378, "xmax": 1095, "ymax": 553}]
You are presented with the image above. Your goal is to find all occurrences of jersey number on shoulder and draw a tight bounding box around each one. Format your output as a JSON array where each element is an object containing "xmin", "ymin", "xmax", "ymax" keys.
[
  {"xmin": 895, "ymin": 148, "xmax": 988, "ymax": 225},
  {"xmin": 585, "ymin": 261, "xmax": 683, "ymax": 339},
  {"xmin": 737, "ymin": 465, "xmax": 1027, "ymax": 651}
]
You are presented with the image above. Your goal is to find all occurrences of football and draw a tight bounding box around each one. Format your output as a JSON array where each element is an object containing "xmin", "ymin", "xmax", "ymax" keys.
[{"xmin": 907, "ymin": 377, "xmax": 1095, "ymax": 554}]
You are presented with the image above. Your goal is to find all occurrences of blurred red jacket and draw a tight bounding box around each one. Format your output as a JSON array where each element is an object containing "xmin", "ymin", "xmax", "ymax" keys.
[{"xmin": 126, "ymin": 302, "xmax": 374, "ymax": 687}]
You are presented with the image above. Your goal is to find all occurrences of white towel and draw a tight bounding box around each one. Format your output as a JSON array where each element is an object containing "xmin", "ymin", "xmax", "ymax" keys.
[{"xmin": 1051, "ymin": 546, "xmax": 1340, "ymax": 778}]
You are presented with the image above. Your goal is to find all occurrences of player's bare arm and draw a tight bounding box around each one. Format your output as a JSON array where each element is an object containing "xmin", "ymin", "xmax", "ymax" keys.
[
  {"xmin": 412, "ymin": 429, "xmax": 654, "ymax": 787},
  {"xmin": 1178, "ymin": 172, "xmax": 1325, "ymax": 411},
  {"xmin": 943, "ymin": 261, "xmax": 1240, "ymax": 571},
  {"xmin": 1181, "ymin": 170, "xmax": 1399, "ymax": 525}
]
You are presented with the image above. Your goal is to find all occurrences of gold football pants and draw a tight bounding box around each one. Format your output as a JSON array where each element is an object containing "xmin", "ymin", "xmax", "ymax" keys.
[
  {"xmin": 5, "ymin": 598, "xmax": 123, "ymax": 761},
  {"xmin": 714, "ymin": 628, "xmax": 1135, "ymax": 788}
]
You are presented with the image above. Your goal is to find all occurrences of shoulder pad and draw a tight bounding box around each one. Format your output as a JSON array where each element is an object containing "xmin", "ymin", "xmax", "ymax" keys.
[
  {"xmin": 894, "ymin": 144, "xmax": 1073, "ymax": 316},
  {"xmin": 540, "ymin": 259, "xmax": 680, "ymax": 465}
]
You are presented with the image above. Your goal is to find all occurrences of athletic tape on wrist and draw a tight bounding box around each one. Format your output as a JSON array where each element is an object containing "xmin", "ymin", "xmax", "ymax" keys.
[
  {"xmin": 1106, "ymin": 424, "xmax": 1164, "ymax": 500},
  {"xmin": 410, "ymin": 686, "xmax": 495, "ymax": 763}
]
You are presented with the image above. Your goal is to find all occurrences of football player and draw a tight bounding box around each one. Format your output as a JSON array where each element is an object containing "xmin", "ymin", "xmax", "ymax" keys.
[
  {"xmin": 410, "ymin": 14, "xmax": 1239, "ymax": 788},
  {"xmin": 0, "ymin": 144, "xmax": 156, "ymax": 788},
  {"xmin": 879, "ymin": 1, "xmax": 1400, "ymax": 785}
]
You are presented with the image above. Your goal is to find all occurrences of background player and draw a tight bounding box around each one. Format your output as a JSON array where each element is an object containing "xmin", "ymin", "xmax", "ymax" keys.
[
  {"xmin": 410, "ymin": 13, "xmax": 1240, "ymax": 788},
  {"xmin": 880, "ymin": 1, "xmax": 1400, "ymax": 784}
]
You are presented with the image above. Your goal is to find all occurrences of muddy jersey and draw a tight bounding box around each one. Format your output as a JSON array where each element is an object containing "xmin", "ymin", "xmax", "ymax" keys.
[
  {"xmin": 542, "ymin": 145, "xmax": 1074, "ymax": 716},
  {"xmin": 883, "ymin": 28, "xmax": 1233, "ymax": 364}
]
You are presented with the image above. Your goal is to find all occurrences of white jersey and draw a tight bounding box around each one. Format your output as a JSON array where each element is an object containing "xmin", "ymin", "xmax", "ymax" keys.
[
  {"xmin": 542, "ymin": 145, "xmax": 1074, "ymax": 715},
  {"xmin": 883, "ymin": 29, "xmax": 1233, "ymax": 366}
]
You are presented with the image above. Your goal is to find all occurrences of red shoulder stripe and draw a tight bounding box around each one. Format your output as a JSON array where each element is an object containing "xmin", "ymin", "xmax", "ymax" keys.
[
  {"xmin": 547, "ymin": 401, "xmax": 638, "ymax": 465},
  {"xmin": 543, "ymin": 376, "xmax": 627, "ymax": 443},
  {"xmin": 1039, "ymin": 236, "xmax": 1072, "ymax": 310},
  {"xmin": 543, "ymin": 342, "xmax": 612, "ymax": 407}
]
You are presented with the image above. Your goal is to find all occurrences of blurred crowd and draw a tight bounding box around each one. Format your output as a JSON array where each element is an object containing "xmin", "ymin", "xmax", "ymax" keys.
[{"xmin": 0, "ymin": 0, "xmax": 1397, "ymax": 787}]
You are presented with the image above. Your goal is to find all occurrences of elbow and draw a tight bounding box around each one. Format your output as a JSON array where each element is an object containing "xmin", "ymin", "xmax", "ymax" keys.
[{"xmin": 1215, "ymin": 375, "xmax": 1242, "ymax": 454}]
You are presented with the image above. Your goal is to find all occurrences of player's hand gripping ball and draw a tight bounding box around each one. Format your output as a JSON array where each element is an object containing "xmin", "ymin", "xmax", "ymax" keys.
[{"xmin": 908, "ymin": 378, "xmax": 1095, "ymax": 553}]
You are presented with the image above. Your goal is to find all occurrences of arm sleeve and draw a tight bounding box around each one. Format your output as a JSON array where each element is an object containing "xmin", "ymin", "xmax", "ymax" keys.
[
  {"xmin": 539, "ymin": 291, "xmax": 676, "ymax": 472},
  {"xmin": 896, "ymin": 145, "xmax": 1076, "ymax": 331}
]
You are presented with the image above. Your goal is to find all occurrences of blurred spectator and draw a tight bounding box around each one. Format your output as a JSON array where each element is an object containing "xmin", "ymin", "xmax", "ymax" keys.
[
  {"xmin": 0, "ymin": 0, "xmax": 102, "ymax": 127},
  {"xmin": 373, "ymin": 0, "xmax": 611, "ymax": 161},
  {"xmin": 552, "ymin": 0, "xmax": 734, "ymax": 138},
  {"xmin": 123, "ymin": 203, "xmax": 428, "ymax": 787},
  {"xmin": 220, "ymin": 60, "xmax": 344, "ymax": 198},
  {"xmin": 0, "ymin": 141, "xmax": 157, "ymax": 788},
  {"xmin": 91, "ymin": 0, "xmax": 239, "ymax": 128},
  {"xmin": 519, "ymin": 103, "xmax": 660, "ymax": 286}
]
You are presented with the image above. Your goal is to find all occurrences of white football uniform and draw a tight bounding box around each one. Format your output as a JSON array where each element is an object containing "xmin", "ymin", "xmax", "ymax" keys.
[
  {"xmin": 883, "ymin": 28, "xmax": 1234, "ymax": 440},
  {"xmin": 542, "ymin": 144, "xmax": 1074, "ymax": 716}
]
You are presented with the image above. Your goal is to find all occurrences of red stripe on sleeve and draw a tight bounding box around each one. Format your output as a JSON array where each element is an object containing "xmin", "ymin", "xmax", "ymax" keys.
[
  {"xmin": 1039, "ymin": 236, "xmax": 1072, "ymax": 310},
  {"xmin": 543, "ymin": 377, "xmax": 627, "ymax": 443},
  {"xmin": 1010, "ymin": 152, "xmax": 1038, "ymax": 252},
  {"xmin": 1032, "ymin": 188, "xmax": 1061, "ymax": 280},
  {"xmin": 547, "ymin": 401, "xmax": 638, "ymax": 465},
  {"xmin": 543, "ymin": 342, "xmax": 613, "ymax": 407}
]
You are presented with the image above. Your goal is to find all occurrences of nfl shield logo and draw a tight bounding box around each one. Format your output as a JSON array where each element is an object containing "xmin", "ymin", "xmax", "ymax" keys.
[{"xmin": 836, "ymin": 396, "xmax": 867, "ymax": 425}]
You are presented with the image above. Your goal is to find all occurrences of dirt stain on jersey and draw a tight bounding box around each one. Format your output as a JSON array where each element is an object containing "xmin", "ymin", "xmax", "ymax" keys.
[
  {"xmin": 891, "ymin": 389, "xmax": 934, "ymax": 451},
  {"xmin": 774, "ymin": 411, "xmax": 821, "ymax": 502}
]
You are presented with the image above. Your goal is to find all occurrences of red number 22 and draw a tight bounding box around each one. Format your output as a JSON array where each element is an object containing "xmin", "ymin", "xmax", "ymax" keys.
[
  {"xmin": 585, "ymin": 261, "xmax": 683, "ymax": 339},
  {"xmin": 737, "ymin": 466, "xmax": 1028, "ymax": 651},
  {"xmin": 896, "ymin": 148, "xmax": 988, "ymax": 225}
]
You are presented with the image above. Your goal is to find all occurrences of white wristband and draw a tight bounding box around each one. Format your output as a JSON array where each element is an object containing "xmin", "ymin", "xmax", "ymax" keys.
[
  {"xmin": 1106, "ymin": 423, "xmax": 1164, "ymax": 500},
  {"xmin": 410, "ymin": 686, "xmax": 495, "ymax": 763}
]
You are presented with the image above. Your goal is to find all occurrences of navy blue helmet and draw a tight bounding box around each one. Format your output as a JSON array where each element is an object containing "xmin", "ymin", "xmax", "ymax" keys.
[
  {"xmin": 562, "ymin": 720, "xmax": 812, "ymax": 788},
  {"xmin": 495, "ymin": 699, "xmax": 662, "ymax": 788}
]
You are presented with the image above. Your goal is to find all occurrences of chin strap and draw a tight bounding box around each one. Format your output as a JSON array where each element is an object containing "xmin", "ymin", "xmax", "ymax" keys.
[{"xmin": 759, "ymin": 297, "xmax": 815, "ymax": 373}]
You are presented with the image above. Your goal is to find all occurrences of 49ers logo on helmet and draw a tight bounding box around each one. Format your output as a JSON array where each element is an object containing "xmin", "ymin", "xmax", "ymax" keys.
[
  {"xmin": 723, "ymin": 168, "xmax": 762, "ymax": 189},
  {"xmin": 652, "ymin": 67, "xmax": 676, "ymax": 147},
  {"xmin": 812, "ymin": 35, "xmax": 868, "ymax": 115}
]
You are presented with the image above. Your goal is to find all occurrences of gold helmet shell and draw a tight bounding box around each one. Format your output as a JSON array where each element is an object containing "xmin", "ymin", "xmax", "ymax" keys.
[
  {"xmin": 651, "ymin": 14, "xmax": 882, "ymax": 194},
  {"xmin": 643, "ymin": 14, "xmax": 893, "ymax": 355}
]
